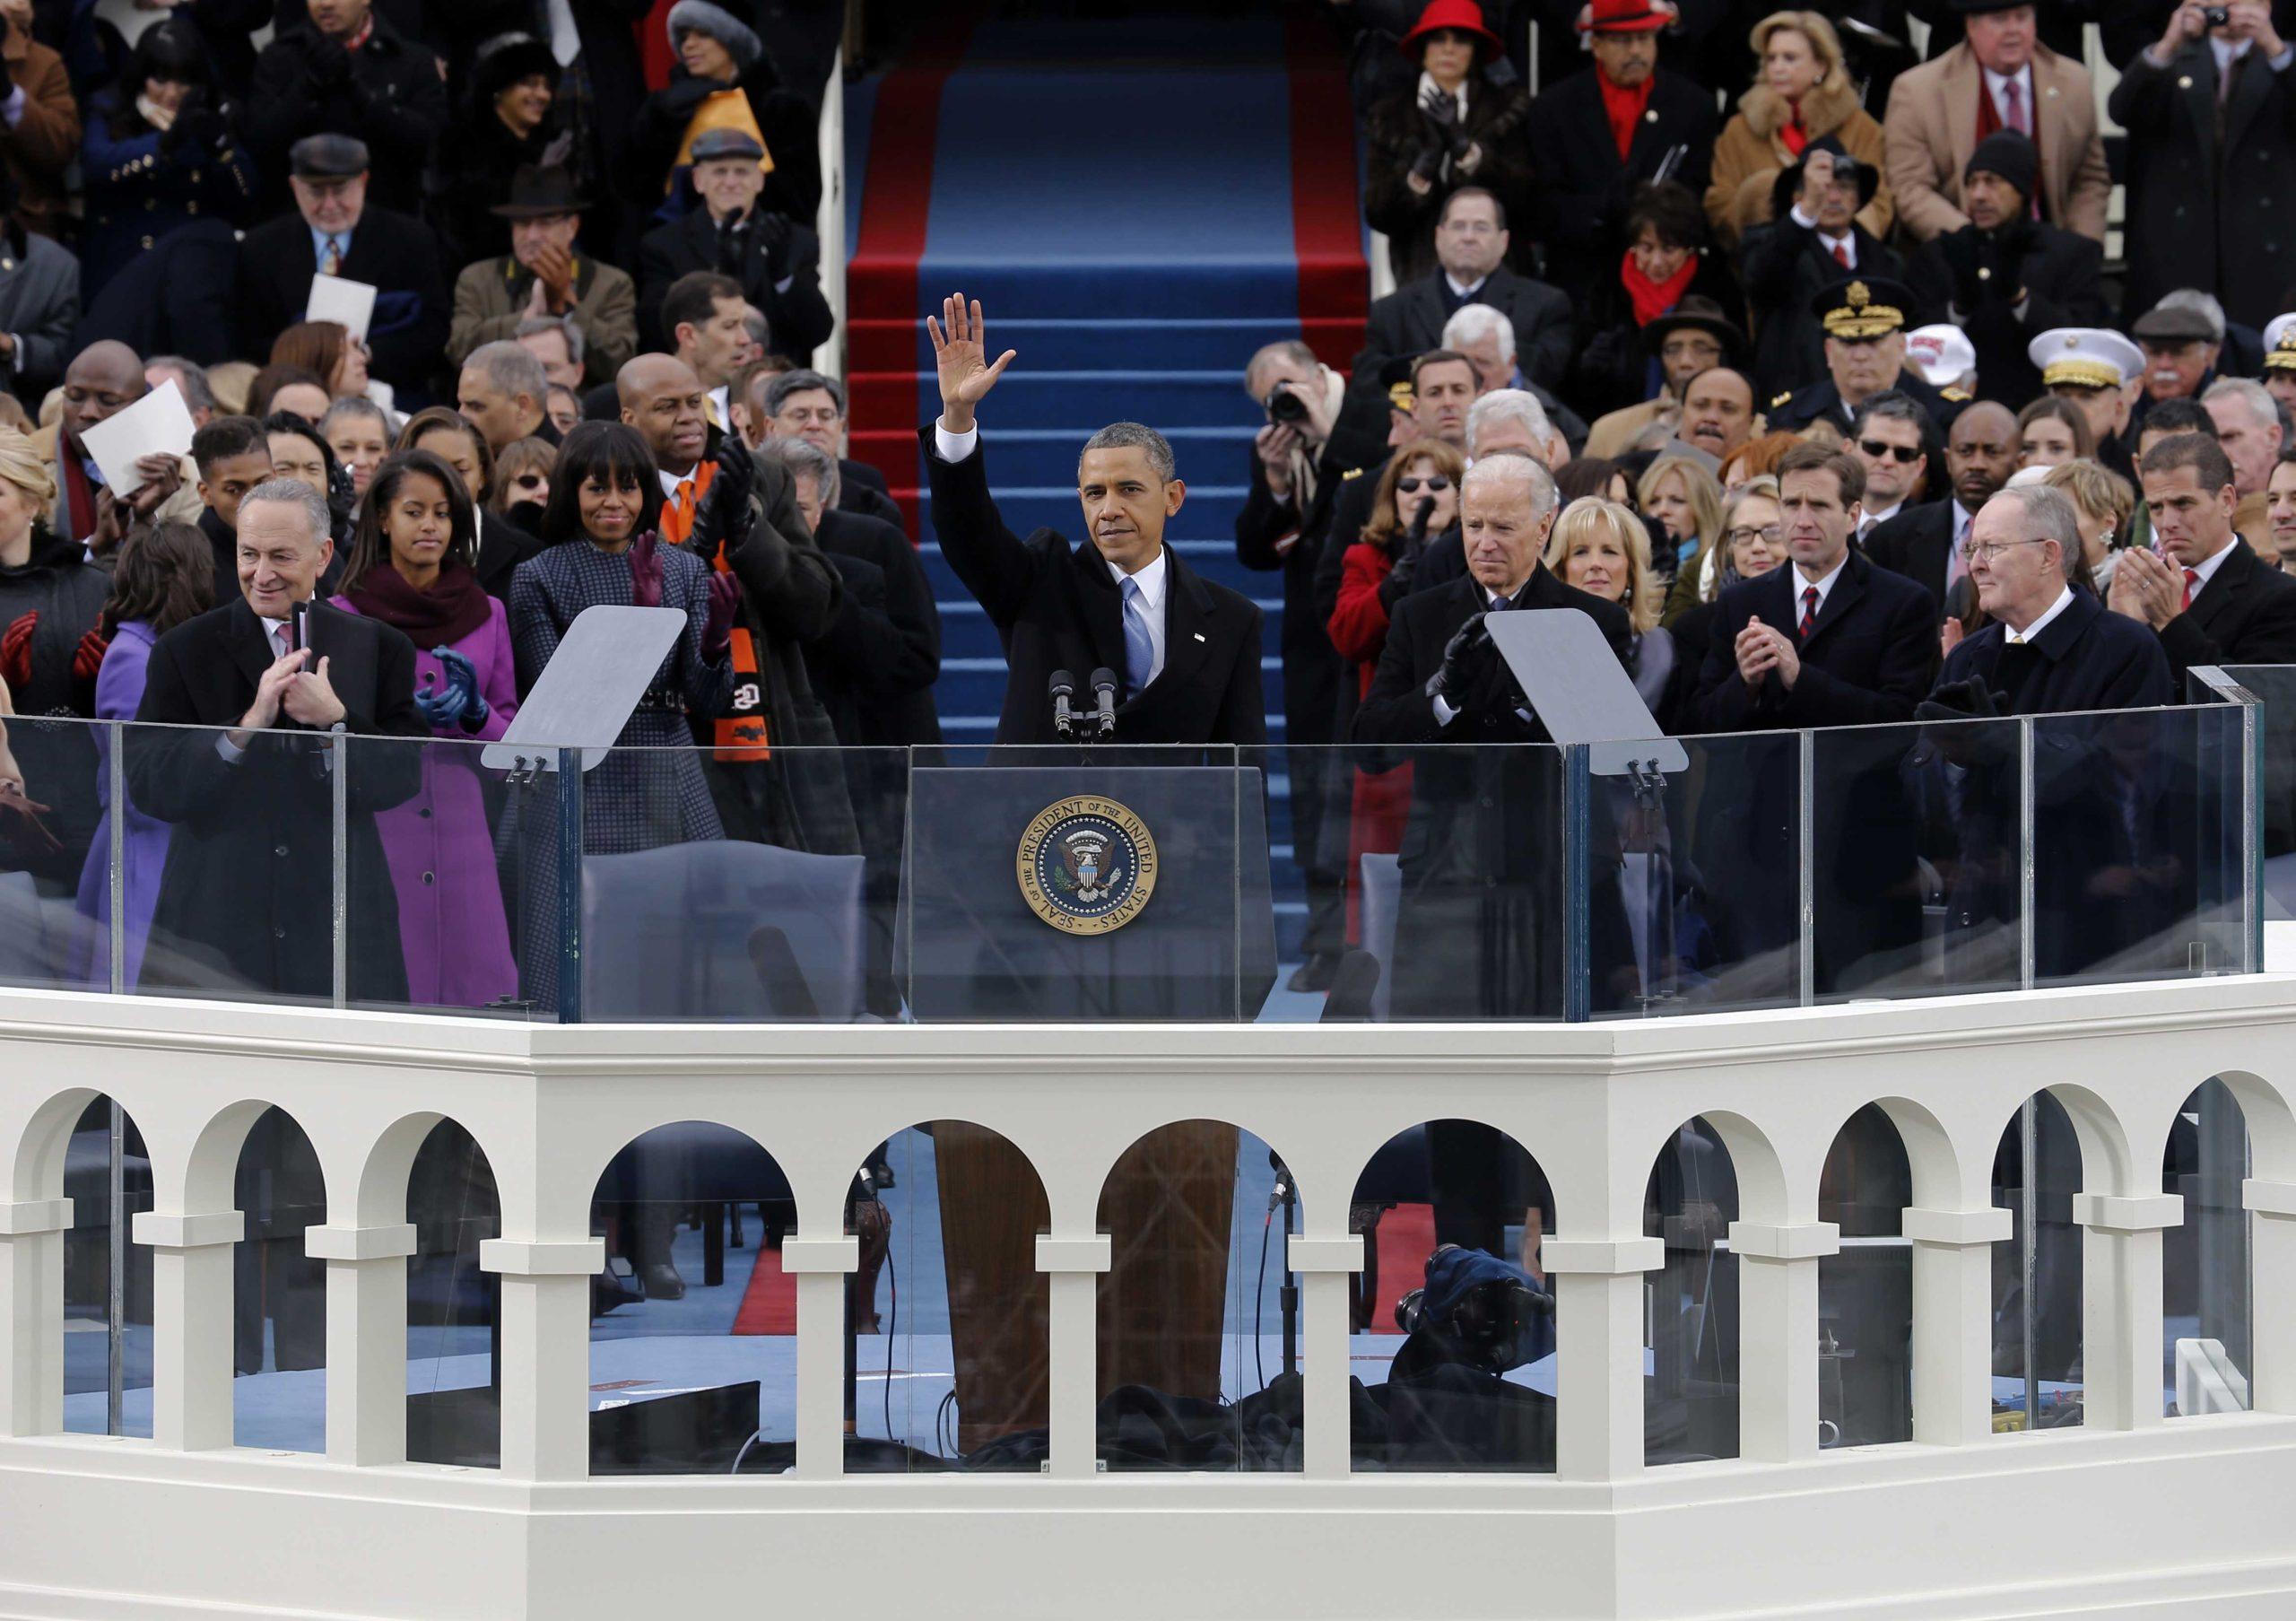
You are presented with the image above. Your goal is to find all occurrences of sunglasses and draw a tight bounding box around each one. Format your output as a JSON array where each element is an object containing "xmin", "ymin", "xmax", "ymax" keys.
[
  {"xmin": 1397, "ymin": 476, "xmax": 1452, "ymax": 494},
  {"xmin": 1858, "ymin": 439, "xmax": 1923, "ymax": 464},
  {"xmin": 510, "ymin": 473, "xmax": 547, "ymax": 491}
]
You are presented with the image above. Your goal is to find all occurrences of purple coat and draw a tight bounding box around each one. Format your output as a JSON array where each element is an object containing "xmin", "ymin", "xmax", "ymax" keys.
[
  {"xmin": 72, "ymin": 621, "xmax": 172, "ymax": 988},
  {"xmin": 332, "ymin": 593, "xmax": 521, "ymax": 1008}
]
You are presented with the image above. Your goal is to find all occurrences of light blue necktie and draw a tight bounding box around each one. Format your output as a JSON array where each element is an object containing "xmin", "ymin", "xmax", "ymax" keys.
[{"xmin": 1121, "ymin": 575, "xmax": 1154, "ymax": 698}]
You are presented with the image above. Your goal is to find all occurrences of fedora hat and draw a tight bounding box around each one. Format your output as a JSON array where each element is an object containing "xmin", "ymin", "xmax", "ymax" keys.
[
  {"xmin": 1642, "ymin": 294, "xmax": 1745, "ymax": 362},
  {"xmin": 490, "ymin": 164, "xmax": 588, "ymax": 221},
  {"xmin": 1578, "ymin": 0, "xmax": 1674, "ymax": 34},
  {"xmin": 1767, "ymin": 135, "xmax": 1881, "ymax": 217}
]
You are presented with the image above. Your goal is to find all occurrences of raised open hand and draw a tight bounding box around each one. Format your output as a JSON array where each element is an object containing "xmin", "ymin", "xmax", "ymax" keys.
[{"xmin": 926, "ymin": 292, "xmax": 1016, "ymax": 433}]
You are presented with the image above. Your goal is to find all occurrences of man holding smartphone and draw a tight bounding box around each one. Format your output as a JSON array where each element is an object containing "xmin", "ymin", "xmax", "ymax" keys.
[{"xmin": 128, "ymin": 477, "xmax": 423, "ymax": 1001}]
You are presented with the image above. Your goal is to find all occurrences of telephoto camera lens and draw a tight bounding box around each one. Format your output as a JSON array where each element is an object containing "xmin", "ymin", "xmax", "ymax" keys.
[{"xmin": 1265, "ymin": 387, "xmax": 1309, "ymax": 425}]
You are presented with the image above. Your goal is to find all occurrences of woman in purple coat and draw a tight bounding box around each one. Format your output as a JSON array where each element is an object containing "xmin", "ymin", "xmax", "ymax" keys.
[
  {"xmin": 332, "ymin": 449, "xmax": 521, "ymax": 1008},
  {"xmin": 73, "ymin": 522, "xmax": 214, "ymax": 987}
]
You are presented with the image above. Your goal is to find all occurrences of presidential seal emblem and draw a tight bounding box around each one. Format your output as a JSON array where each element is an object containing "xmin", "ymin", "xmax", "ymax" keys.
[{"xmin": 1016, "ymin": 797, "xmax": 1158, "ymax": 935}]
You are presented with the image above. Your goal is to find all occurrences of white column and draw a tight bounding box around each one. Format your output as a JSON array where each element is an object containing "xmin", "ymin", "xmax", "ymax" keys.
[
  {"xmin": 1730, "ymin": 1221, "xmax": 1839, "ymax": 1464},
  {"xmin": 1545, "ymin": 1236, "xmax": 1664, "ymax": 1482},
  {"xmin": 1036, "ymin": 1236, "xmax": 1111, "ymax": 1480},
  {"xmin": 784, "ymin": 1236, "xmax": 858, "ymax": 1480},
  {"xmin": 1287, "ymin": 1234, "xmax": 1364, "ymax": 1479},
  {"xmin": 481, "ymin": 1238, "xmax": 604, "ymax": 1481},
  {"xmin": 2073, "ymin": 1192, "xmax": 2182, "ymax": 1430},
  {"xmin": 0, "ymin": 1198, "xmax": 73, "ymax": 1437},
  {"xmin": 2244, "ymin": 1181, "xmax": 2296, "ymax": 1414},
  {"xmin": 307, "ymin": 1224, "xmax": 418, "ymax": 1466},
  {"xmin": 1903, "ymin": 1206, "xmax": 2013, "ymax": 1446},
  {"xmin": 135, "ymin": 1210, "xmax": 245, "ymax": 1451}
]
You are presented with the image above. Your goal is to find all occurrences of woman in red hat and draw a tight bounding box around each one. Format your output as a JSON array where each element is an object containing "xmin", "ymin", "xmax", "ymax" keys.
[{"xmin": 1362, "ymin": 0, "xmax": 1534, "ymax": 283}]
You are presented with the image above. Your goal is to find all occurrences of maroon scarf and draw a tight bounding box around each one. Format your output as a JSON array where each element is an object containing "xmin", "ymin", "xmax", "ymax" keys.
[{"xmin": 344, "ymin": 559, "xmax": 492, "ymax": 647}]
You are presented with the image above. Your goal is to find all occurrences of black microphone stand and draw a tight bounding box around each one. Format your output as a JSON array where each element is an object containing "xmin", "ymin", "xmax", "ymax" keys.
[{"xmin": 1269, "ymin": 1150, "xmax": 1300, "ymax": 1380}]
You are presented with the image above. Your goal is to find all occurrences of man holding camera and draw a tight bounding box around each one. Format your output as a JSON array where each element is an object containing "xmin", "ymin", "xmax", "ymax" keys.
[
  {"xmin": 1740, "ymin": 139, "xmax": 1915, "ymax": 403},
  {"xmin": 1235, "ymin": 340, "xmax": 1361, "ymax": 991},
  {"xmin": 245, "ymin": 0, "xmax": 448, "ymax": 216},
  {"xmin": 2110, "ymin": 0, "xmax": 2296, "ymax": 335}
]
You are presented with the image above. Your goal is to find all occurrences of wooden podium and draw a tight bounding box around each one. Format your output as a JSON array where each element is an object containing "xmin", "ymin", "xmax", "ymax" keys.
[{"xmin": 902, "ymin": 765, "xmax": 1274, "ymax": 1451}]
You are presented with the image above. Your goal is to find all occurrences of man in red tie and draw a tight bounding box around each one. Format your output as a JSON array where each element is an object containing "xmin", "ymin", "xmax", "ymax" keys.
[
  {"xmin": 2117, "ymin": 431, "xmax": 2296, "ymax": 687},
  {"xmin": 1881, "ymin": 0, "xmax": 2110, "ymax": 245}
]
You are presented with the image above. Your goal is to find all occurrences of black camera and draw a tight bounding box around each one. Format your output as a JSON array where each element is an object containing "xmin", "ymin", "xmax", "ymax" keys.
[
  {"xmin": 2205, "ymin": 5, "xmax": 2231, "ymax": 24},
  {"xmin": 1264, "ymin": 384, "xmax": 1309, "ymax": 426}
]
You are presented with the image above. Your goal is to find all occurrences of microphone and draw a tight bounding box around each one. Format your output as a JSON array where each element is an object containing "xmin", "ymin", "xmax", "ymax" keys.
[
  {"xmin": 1089, "ymin": 667, "xmax": 1118, "ymax": 737},
  {"xmin": 1048, "ymin": 668, "xmax": 1076, "ymax": 736}
]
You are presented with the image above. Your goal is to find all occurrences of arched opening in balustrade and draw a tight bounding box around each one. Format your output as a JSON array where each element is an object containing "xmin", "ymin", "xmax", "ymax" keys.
[
  {"xmin": 1348, "ymin": 1118, "xmax": 1552, "ymax": 1473},
  {"xmin": 1092, "ymin": 1120, "xmax": 1306, "ymax": 1471},
  {"xmin": 842, "ymin": 1121, "xmax": 1048, "ymax": 1473},
  {"xmin": 233, "ymin": 1108, "xmax": 327, "ymax": 1451},
  {"xmin": 587, "ymin": 1120, "xmax": 796, "ymax": 1475},
  {"xmin": 2163, "ymin": 1077, "xmax": 2252, "ymax": 1416},
  {"xmin": 1817, "ymin": 1105, "xmax": 1913, "ymax": 1449},
  {"xmin": 58, "ymin": 1094, "xmax": 153, "ymax": 1438},
  {"xmin": 1645, "ymin": 1116, "xmax": 1741, "ymax": 1466},
  {"xmin": 402, "ymin": 1120, "xmax": 501, "ymax": 1468},
  {"xmin": 1992, "ymin": 1092, "xmax": 2085, "ymax": 1433}
]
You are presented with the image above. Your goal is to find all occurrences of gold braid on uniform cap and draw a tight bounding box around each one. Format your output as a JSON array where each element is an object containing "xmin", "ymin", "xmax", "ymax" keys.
[{"xmin": 2041, "ymin": 359, "xmax": 2122, "ymax": 389}]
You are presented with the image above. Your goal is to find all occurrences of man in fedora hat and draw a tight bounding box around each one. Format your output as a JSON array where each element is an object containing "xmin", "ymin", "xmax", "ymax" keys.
[
  {"xmin": 237, "ymin": 134, "xmax": 449, "ymax": 402},
  {"xmin": 1741, "ymin": 136, "xmax": 1918, "ymax": 401},
  {"xmin": 1586, "ymin": 297, "xmax": 1746, "ymax": 458},
  {"xmin": 1522, "ymin": 0, "xmax": 1717, "ymax": 297},
  {"xmin": 448, "ymin": 164, "xmax": 637, "ymax": 388},
  {"xmin": 1768, "ymin": 275, "xmax": 1965, "ymax": 435},
  {"xmin": 1881, "ymin": 0, "xmax": 2109, "ymax": 245},
  {"xmin": 1906, "ymin": 129, "xmax": 2106, "ymax": 406}
]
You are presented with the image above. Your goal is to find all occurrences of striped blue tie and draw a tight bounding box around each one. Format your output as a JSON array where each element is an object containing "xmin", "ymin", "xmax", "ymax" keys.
[{"xmin": 1121, "ymin": 576, "xmax": 1153, "ymax": 698}]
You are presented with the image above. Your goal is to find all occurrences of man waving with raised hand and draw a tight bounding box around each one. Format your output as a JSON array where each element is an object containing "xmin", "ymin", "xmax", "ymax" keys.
[{"xmin": 918, "ymin": 292, "xmax": 1265, "ymax": 750}]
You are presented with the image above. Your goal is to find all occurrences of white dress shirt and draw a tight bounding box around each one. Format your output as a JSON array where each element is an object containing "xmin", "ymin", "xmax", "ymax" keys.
[
  {"xmin": 2184, "ymin": 537, "xmax": 2236, "ymax": 598},
  {"xmin": 2004, "ymin": 584, "xmax": 2075, "ymax": 644},
  {"xmin": 936, "ymin": 420, "xmax": 1172, "ymax": 684},
  {"xmin": 1790, "ymin": 204, "xmax": 1857, "ymax": 267},
  {"xmin": 1792, "ymin": 553, "xmax": 1848, "ymax": 620},
  {"xmin": 1859, "ymin": 499, "xmax": 1903, "ymax": 540}
]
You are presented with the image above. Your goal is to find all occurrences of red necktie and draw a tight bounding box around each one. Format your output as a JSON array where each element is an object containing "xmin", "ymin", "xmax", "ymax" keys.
[
  {"xmin": 2003, "ymin": 79, "xmax": 2027, "ymax": 134},
  {"xmin": 1799, "ymin": 585, "xmax": 1820, "ymax": 640},
  {"xmin": 1831, "ymin": 240, "xmax": 1851, "ymax": 270},
  {"xmin": 2184, "ymin": 568, "xmax": 2200, "ymax": 609}
]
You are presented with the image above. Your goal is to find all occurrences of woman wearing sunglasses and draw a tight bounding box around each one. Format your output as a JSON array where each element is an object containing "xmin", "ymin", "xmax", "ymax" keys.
[
  {"xmin": 1326, "ymin": 440, "xmax": 1464, "ymax": 940},
  {"xmin": 494, "ymin": 436, "xmax": 556, "ymax": 527}
]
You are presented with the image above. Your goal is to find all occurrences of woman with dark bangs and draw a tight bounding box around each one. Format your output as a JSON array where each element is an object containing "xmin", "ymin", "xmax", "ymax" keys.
[{"xmin": 506, "ymin": 422, "xmax": 732, "ymax": 1007}]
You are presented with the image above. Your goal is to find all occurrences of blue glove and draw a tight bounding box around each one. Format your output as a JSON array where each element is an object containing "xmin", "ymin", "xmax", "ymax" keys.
[
  {"xmin": 431, "ymin": 647, "xmax": 489, "ymax": 734},
  {"xmin": 412, "ymin": 674, "xmax": 460, "ymax": 732}
]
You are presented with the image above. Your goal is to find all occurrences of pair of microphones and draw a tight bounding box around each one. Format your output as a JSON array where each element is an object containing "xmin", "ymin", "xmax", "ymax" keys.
[{"xmin": 1048, "ymin": 668, "xmax": 1118, "ymax": 741}]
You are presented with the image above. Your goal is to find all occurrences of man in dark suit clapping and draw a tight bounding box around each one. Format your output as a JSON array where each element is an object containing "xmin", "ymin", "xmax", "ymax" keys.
[
  {"xmin": 919, "ymin": 293, "xmax": 1265, "ymax": 750},
  {"xmin": 2115, "ymin": 431, "xmax": 2296, "ymax": 689},
  {"xmin": 129, "ymin": 477, "xmax": 423, "ymax": 1002},
  {"xmin": 1694, "ymin": 442, "xmax": 1938, "ymax": 992}
]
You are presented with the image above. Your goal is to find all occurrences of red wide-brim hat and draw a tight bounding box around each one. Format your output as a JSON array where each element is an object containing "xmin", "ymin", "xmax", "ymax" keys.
[{"xmin": 1398, "ymin": 0, "xmax": 1504, "ymax": 59}]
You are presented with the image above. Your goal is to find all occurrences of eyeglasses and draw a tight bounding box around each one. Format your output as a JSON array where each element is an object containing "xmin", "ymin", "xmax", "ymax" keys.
[
  {"xmin": 1397, "ymin": 476, "xmax": 1451, "ymax": 494},
  {"xmin": 1958, "ymin": 538, "xmax": 2048, "ymax": 564},
  {"xmin": 1858, "ymin": 439, "xmax": 1922, "ymax": 464},
  {"xmin": 1726, "ymin": 524, "xmax": 1783, "ymax": 546}
]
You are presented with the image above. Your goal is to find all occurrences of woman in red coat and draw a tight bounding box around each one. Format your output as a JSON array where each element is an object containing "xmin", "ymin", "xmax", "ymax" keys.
[{"xmin": 1326, "ymin": 440, "xmax": 1462, "ymax": 940}]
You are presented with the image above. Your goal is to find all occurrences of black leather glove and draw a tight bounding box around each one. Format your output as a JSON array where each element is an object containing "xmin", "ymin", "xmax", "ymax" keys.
[
  {"xmin": 1420, "ymin": 85, "xmax": 1459, "ymax": 139},
  {"xmin": 1378, "ymin": 545, "xmax": 1420, "ymax": 610},
  {"xmin": 1423, "ymin": 610, "xmax": 1490, "ymax": 706},
  {"xmin": 752, "ymin": 209, "xmax": 793, "ymax": 277},
  {"xmin": 1408, "ymin": 144, "xmax": 1443, "ymax": 187},
  {"xmin": 695, "ymin": 437, "xmax": 756, "ymax": 554},
  {"xmin": 1914, "ymin": 675, "xmax": 2005, "ymax": 724}
]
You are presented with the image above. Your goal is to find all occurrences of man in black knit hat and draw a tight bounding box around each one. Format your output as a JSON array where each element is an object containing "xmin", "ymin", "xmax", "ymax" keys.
[{"xmin": 1907, "ymin": 130, "xmax": 2106, "ymax": 406}]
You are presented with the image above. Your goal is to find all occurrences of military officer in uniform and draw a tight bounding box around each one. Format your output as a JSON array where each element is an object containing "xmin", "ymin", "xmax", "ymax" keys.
[
  {"xmin": 1766, "ymin": 276, "xmax": 1966, "ymax": 437},
  {"xmin": 2030, "ymin": 326, "xmax": 2144, "ymax": 479}
]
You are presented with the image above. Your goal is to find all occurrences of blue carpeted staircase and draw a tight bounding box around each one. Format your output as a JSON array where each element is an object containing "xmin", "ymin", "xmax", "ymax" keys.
[{"xmin": 844, "ymin": 11, "xmax": 1365, "ymax": 964}]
